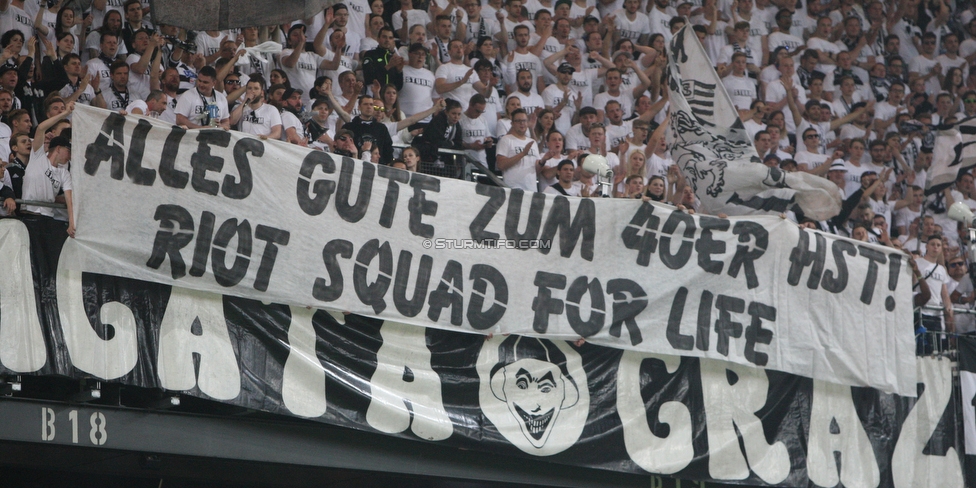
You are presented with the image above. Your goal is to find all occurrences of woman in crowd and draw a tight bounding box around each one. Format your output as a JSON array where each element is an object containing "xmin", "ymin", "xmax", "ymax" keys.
[
  {"xmin": 614, "ymin": 150, "xmax": 646, "ymax": 197},
  {"xmin": 469, "ymin": 36, "xmax": 504, "ymax": 93},
  {"xmin": 643, "ymin": 175, "xmax": 668, "ymax": 202},
  {"xmin": 533, "ymin": 109, "xmax": 557, "ymax": 153},
  {"xmin": 537, "ymin": 130, "xmax": 576, "ymax": 192},
  {"xmin": 496, "ymin": 96, "xmax": 521, "ymax": 137},
  {"xmin": 402, "ymin": 146, "xmax": 421, "ymax": 172},
  {"xmin": 0, "ymin": 30, "xmax": 26, "ymax": 68},
  {"xmin": 269, "ymin": 69, "xmax": 290, "ymax": 89},
  {"xmin": 85, "ymin": 9, "xmax": 122, "ymax": 60}
]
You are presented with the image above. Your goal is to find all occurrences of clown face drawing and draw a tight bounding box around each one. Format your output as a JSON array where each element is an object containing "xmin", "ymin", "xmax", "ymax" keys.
[{"xmin": 478, "ymin": 335, "xmax": 589, "ymax": 455}]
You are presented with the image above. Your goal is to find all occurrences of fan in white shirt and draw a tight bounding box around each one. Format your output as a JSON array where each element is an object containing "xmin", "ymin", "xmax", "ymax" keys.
[
  {"xmin": 125, "ymin": 89, "xmax": 169, "ymax": 118},
  {"xmin": 496, "ymin": 108, "xmax": 542, "ymax": 191},
  {"xmin": 230, "ymin": 80, "xmax": 283, "ymax": 140}
]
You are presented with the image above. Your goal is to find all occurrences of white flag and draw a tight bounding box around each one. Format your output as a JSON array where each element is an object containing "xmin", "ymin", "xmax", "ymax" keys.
[
  {"xmin": 665, "ymin": 26, "xmax": 843, "ymax": 221},
  {"xmin": 925, "ymin": 117, "xmax": 976, "ymax": 195}
]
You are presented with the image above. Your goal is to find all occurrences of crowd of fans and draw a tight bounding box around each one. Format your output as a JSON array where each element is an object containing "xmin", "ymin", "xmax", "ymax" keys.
[{"xmin": 0, "ymin": 0, "xmax": 975, "ymax": 341}]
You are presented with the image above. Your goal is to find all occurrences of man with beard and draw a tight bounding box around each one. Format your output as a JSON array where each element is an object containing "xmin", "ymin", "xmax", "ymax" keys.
[
  {"xmin": 230, "ymin": 80, "xmax": 282, "ymax": 140},
  {"xmin": 505, "ymin": 24, "xmax": 547, "ymax": 95},
  {"xmin": 158, "ymin": 67, "xmax": 180, "ymax": 124},
  {"xmin": 342, "ymin": 94, "xmax": 394, "ymax": 165},
  {"xmin": 508, "ymin": 69, "xmax": 545, "ymax": 116},
  {"xmin": 279, "ymin": 87, "xmax": 306, "ymax": 146}
]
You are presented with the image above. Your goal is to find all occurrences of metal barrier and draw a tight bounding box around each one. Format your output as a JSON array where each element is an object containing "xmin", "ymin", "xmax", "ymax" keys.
[
  {"xmin": 15, "ymin": 200, "xmax": 67, "ymax": 209},
  {"xmin": 916, "ymin": 305, "xmax": 976, "ymax": 358},
  {"xmin": 391, "ymin": 144, "xmax": 508, "ymax": 188}
]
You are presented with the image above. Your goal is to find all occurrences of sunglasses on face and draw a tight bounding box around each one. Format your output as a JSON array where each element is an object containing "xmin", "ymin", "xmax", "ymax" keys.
[
  {"xmin": 950, "ymin": 261, "xmax": 966, "ymax": 268},
  {"xmin": 966, "ymin": 99, "xmax": 976, "ymax": 103},
  {"xmin": 373, "ymin": 105, "xmax": 385, "ymax": 111},
  {"xmin": 225, "ymin": 79, "xmax": 240, "ymax": 85}
]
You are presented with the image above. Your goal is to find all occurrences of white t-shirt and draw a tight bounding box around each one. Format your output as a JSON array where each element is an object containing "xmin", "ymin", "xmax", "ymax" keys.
[
  {"xmin": 400, "ymin": 66, "xmax": 437, "ymax": 119},
  {"xmin": 613, "ymin": 10, "xmax": 651, "ymax": 41},
  {"xmin": 593, "ymin": 90, "xmax": 635, "ymax": 122},
  {"xmin": 22, "ymin": 147, "xmax": 71, "ymax": 219},
  {"xmin": 280, "ymin": 111, "xmax": 303, "ymax": 142},
  {"xmin": 504, "ymin": 51, "xmax": 544, "ymax": 94},
  {"xmin": 279, "ymin": 49, "xmax": 326, "ymax": 103},
  {"xmin": 86, "ymin": 56, "xmax": 115, "ymax": 93},
  {"xmin": 126, "ymin": 52, "xmax": 157, "ymax": 101},
  {"xmin": 461, "ymin": 112, "xmax": 490, "ymax": 165},
  {"xmin": 916, "ymin": 257, "xmax": 949, "ymax": 318},
  {"xmin": 0, "ymin": 5, "xmax": 33, "ymax": 56},
  {"xmin": 497, "ymin": 133, "xmax": 540, "ymax": 191},
  {"xmin": 435, "ymin": 62, "xmax": 477, "ymax": 111},
  {"xmin": 392, "ymin": 9, "xmax": 432, "ymax": 32},
  {"xmin": 175, "ymin": 88, "xmax": 229, "ymax": 126},
  {"xmin": 239, "ymin": 103, "xmax": 283, "ymax": 137},
  {"xmin": 510, "ymin": 91, "xmax": 545, "ymax": 117},
  {"xmin": 765, "ymin": 79, "xmax": 806, "ymax": 134},
  {"xmin": 722, "ymin": 74, "xmax": 757, "ymax": 110},
  {"xmin": 542, "ymin": 84, "xmax": 578, "ymax": 134},
  {"xmin": 59, "ymin": 81, "xmax": 97, "ymax": 106}
]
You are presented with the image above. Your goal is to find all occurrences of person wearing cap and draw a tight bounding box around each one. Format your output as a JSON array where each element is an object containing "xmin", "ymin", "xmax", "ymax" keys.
[
  {"xmin": 280, "ymin": 87, "xmax": 306, "ymax": 145},
  {"xmin": 543, "ymin": 44, "xmax": 608, "ymax": 109},
  {"xmin": 767, "ymin": 10, "xmax": 805, "ymax": 55},
  {"xmin": 280, "ymin": 24, "xmax": 342, "ymax": 106},
  {"xmin": 826, "ymin": 160, "xmax": 849, "ymax": 196},
  {"xmin": 175, "ymin": 65, "xmax": 229, "ymax": 129},
  {"xmin": 542, "ymin": 62, "xmax": 580, "ymax": 133},
  {"xmin": 0, "ymin": 65, "xmax": 19, "ymax": 110},
  {"xmin": 332, "ymin": 128, "xmax": 357, "ymax": 156},
  {"xmin": 21, "ymin": 101, "xmax": 75, "ymax": 237},
  {"xmin": 564, "ymin": 105, "xmax": 599, "ymax": 151},
  {"xmin": 400, "ymin": 43, "xmax": 437, "ymax": 121}
]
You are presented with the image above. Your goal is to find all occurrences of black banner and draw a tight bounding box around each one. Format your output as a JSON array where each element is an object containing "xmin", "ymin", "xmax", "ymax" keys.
[{"xmin": 0, "ymin": 219, "xmax": 965, "ymax": 487}]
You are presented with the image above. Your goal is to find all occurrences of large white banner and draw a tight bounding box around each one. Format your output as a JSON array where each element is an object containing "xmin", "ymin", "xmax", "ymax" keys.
[{"xmin": 70, "ymin": 105, "xmax": 916, "ymax": 395}]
